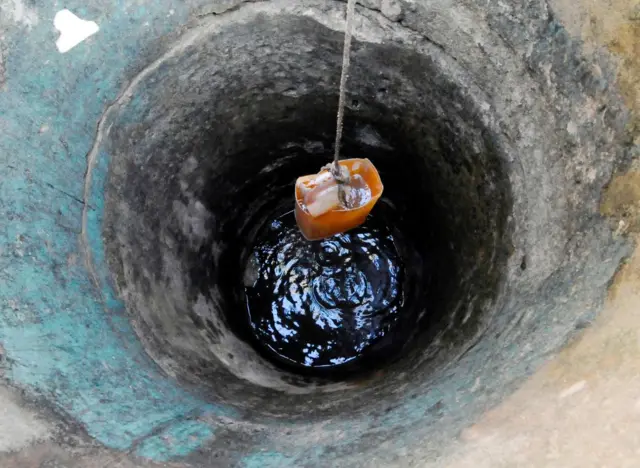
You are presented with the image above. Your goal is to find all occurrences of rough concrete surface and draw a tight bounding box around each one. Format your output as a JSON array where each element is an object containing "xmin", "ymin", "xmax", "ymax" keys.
[
  {"xmin": 0, "ymin": 443, "xmax": 170, "ymax": 468},
  {"xmin": 0, "ymin": 386, "xmax": 50, "ymax": 452},
  {"xmin": 602, "ymin": 171, "xmax": 640, "ymax": 234},
  {"xmin": 429, "ymin": 235, "xmax": 640, "ymax": 467},
  {"xmin": 422, "ymin": 1, "xmax": 640, "ymax": 464},
  {"xmin": 551, "ymin": 0, "xmax": 640, "ymax": 143},
  {"xmin": 427, "ymin": 1, "xmax": 640, "ymax": 464}
]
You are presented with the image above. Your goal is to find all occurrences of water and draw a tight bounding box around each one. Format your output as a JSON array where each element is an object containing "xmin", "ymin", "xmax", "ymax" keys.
[{"xmin": 244, "ymin": 211, "xmax": 405, "ymax": 372}]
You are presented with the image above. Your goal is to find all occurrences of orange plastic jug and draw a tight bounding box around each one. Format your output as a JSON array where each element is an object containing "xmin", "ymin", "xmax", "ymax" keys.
[{"xmin": 295, "ymin": 158, "xmax": 383, "ymax": 241}]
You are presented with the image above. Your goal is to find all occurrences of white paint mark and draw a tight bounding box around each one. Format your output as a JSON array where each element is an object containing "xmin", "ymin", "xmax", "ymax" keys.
[
  {"xmin": 559, "ymin": 380, "xmax": 587, "ymax": 399},
  {"xmin": 54, "ymin": 9, "xmax": 99, "ymax": 53}
]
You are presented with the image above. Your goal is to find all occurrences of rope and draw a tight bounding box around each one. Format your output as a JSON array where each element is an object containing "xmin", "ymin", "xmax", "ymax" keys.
[{"xmin": 332, "ymin": 0, "xmax": 357, "ymax": 199}]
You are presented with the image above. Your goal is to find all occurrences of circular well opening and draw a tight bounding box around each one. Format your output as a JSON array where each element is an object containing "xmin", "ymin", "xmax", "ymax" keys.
[
  {"xmin": 102, "ymin": 9, "xmax": 511, "ymax": 412},
  {"xmin": 105, "ymin": 10, "xmax": 510, "ymax": 410}
]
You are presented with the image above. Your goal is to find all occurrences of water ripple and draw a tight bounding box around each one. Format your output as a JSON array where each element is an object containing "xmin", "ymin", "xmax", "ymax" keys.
[{"xmin": 244, "ymin": 212, "xmax": 404, "ymax": 369}]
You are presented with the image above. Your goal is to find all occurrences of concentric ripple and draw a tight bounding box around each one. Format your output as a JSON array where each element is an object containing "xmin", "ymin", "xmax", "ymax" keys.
[{"xmin": 244, "ymin": 210, "xmax": 405, "ymax": 371}]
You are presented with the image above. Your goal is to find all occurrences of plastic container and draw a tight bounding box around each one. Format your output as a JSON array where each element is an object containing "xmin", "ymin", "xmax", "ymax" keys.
[{"xmin": 295, "ymin": 158, "xmax": 383, "ymax": 241}]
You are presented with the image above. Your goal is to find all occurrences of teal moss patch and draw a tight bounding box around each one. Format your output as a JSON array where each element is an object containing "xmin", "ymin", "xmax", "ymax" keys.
[
  {"xmin": 136, "ymin": 420, "xmax": 215, "ymax": 461},
  {"xmin": 0, "ymin": 0, "xmax": 236, "ymax": 460},
  {"xmin": 241, "ymin": 452, "xmax": 297, "ymax": 468}
]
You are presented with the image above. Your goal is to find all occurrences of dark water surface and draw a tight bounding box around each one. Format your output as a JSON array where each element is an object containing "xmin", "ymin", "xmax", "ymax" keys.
[{"xmin": 244, "ymin": 210, "xmax": 406, "ymax": 373}]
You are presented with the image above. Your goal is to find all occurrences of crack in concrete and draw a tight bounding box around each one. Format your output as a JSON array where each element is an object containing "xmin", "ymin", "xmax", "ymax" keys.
[
  {"xmin": 32, "ymin": 179, "xmax": 94, "ymax": 209},
  {"xmin": 348, "ymin": 0, "xmax": 453, "ymax": 56}
]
